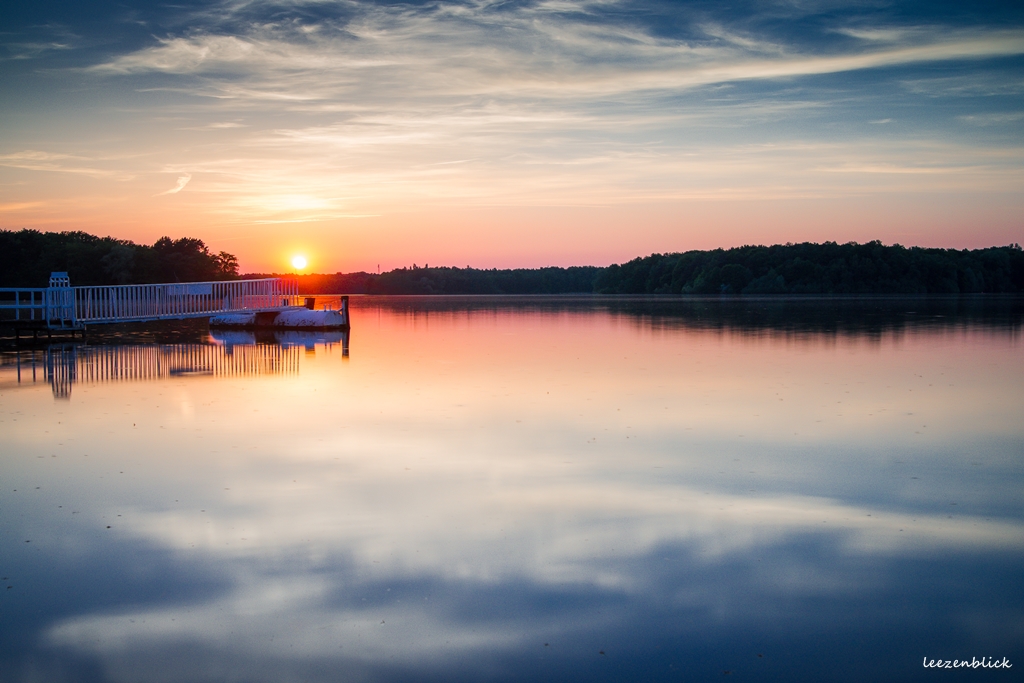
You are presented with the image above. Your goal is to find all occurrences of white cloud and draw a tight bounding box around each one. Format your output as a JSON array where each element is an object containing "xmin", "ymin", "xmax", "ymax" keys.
[
  {"xmin": 156, "ymin": 173, "xmax": 192, "ymax": 195},
  {"xmin": 0, "ymin": 150, "xmax": 134, "ymax": 180},
  {"xmin": 834, "ymin": 27, "xmax": 911, "ymax": 43},
  {"xmin": 87, "ymin": 6, "xmax": 1024, "ymax": 99},
  {"xmin": 958, "ymin": 112, "xmax": 1024, "ymax": 126}
]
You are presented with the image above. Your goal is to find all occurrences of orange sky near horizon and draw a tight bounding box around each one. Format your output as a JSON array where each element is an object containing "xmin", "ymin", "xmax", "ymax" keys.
[{"xmin": 4, "ymin": 192, "xmax": 1022, "ymax": 274}]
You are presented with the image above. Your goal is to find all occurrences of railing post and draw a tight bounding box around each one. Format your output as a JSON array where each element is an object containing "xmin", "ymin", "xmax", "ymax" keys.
[{"xmin": 46, "ymin": 272, "xmax": 76, "ymax": 329}]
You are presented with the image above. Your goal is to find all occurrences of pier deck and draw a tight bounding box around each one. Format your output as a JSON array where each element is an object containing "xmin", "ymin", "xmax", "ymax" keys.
[{"xmin": 0, "ymin": 273, "xmax": 333, "ymax": 332}]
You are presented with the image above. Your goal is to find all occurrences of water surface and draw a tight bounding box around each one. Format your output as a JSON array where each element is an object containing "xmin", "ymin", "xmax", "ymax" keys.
[{"xmin": 2, "ymin": 296, "xmax": 1022, "ymax": 682}]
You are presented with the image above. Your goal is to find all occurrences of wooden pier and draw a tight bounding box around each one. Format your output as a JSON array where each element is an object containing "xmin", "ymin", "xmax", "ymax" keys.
[{"xmin": 0, "ymin": 273, "xmax": 349, "ymax": 337}]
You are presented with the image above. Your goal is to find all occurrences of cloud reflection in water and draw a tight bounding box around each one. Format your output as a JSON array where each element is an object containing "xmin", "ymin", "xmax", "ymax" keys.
[{"xmin": 1, "ymin": 298, "xmax": 1022, "ymax": 682}]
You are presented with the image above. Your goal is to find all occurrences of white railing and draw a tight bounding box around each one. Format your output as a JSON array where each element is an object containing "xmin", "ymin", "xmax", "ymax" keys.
[
  {"xmin": 0, "ymin": 288, "xmax": 47, "ymax": 322},
  {"xmin": 1, "ymin": 275, "xmax": 298, "ymax": 328},
  {"xmin": 73, "ymin": 278, "xmax": 297, "ymax": 324}
]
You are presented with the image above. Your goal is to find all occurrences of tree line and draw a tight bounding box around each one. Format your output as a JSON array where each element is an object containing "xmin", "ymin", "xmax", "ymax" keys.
[
  {"xmin": 0, "ymin": 229, "xmax": 239, "ymax": 287},
  {"xmin": 3, "ymin": 229, "xmax": 1022, "ymax": 295},
  {"xmin": 251, "ymin": 242, "xmax": 1024, "ymax": 295},
  {"xmin": 247, "ymin": 265, "xmax": 603, "ymax": 295},
  {"xmin": 593, "ymin": 241, "xmax": 1024, "ymax": 295}
]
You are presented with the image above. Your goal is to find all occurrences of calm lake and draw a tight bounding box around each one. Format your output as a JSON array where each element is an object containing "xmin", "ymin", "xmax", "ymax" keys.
[{"xmin": 2, "ymin": 296, "xmax": 1022, "ymax": 682}]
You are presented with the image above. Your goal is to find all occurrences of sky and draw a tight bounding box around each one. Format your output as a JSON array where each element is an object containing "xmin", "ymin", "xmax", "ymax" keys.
[{"xmin": 1, "ymin": 1, "xmax": 1023, "ymax": 273}]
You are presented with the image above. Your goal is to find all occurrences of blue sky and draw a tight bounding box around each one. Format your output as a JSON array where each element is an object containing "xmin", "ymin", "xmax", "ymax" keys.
[{"xmin": 2, "ymin": 1, "xmax": 1023, "ymax": 270}]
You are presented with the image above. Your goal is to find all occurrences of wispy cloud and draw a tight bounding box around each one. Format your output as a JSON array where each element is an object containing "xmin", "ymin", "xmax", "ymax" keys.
[
  {"xmin": 0, "ymin": 150, "xmax": 133, "ymax": 180},
  {"xmin": 0, "ymin": 201, "xmax": 44, "ymax": 212},
  {"xmin": 87, "ymin": 9, "xmax": 1024, "ymax": 99},
  {"xmin": 958, "ymin": 112, "xmax": 1024, "ymax": 126},
  {"xmin": 156, "ymin": 173, "xmax": 192, "ymax": 195},
  {"xmin": 180, "ymin": 121, "xmax": 248, "ymax": 130},
  {"xmin": 1, "ymin": 40, "xmax": 74, "ymax": 61},
  {"xmin": 833, "ymin": 27, "xmax": 911, "ymax": 43}
]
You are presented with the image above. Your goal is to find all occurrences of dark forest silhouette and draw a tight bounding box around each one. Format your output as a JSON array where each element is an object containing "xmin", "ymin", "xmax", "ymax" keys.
[
  {"xmin": 252, "ymin": 242, "xmax": 1024, "ymax": 295},
  {"xmin": 0, "ymin": 230, "xmax": 238, "ymax": 286},
  {"xmin": 3, "ymin": 229, "xmax": 1022, "ymax": 294},
  {"xmin": 253, "ymin": 266, "xmax": 602, "ymax": 295},
  {"xmin": 593, "ymin": 241, "xmax": 1024, "ymax": 295}
]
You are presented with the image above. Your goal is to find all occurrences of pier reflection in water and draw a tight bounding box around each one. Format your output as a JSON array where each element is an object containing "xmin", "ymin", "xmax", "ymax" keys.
[
  {"xmin": 2, "ymin": 329, "xmax": 349, "ymax": 399},
  {"xmin": 0, "ymin": 297, "xmax": 1021, "ymax": 683}
]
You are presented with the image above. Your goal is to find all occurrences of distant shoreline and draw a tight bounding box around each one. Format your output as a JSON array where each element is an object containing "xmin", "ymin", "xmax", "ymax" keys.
[
  {"xmin": 245, "ymin": 242, "xmax": 1024, "ymax": 296},
  {"xmin": 4, "ymin": 229, "xmax": 1021, "ymax": 295}
]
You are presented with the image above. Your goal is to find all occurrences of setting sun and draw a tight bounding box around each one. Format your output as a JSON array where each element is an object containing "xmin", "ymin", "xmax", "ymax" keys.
[{"xmin": 291, "ymin": 255, "xmax": 308, "ymax": 270}]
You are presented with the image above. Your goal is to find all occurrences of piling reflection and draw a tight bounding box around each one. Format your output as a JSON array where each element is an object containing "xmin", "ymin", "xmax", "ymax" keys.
[
  {"xmin": 210, "ymin": 328, "xmax": 350, "ymax": 355},
  {"xmin": 1, "ymin": 329, "xmax": 348, "ymax": 399}
]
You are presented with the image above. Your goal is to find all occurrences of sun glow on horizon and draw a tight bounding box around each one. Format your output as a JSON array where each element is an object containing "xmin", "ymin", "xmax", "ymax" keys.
[{"xmin": 291, "ymin": 255, "xmax": 308, "ymax": 271}]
